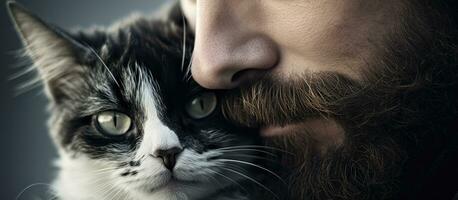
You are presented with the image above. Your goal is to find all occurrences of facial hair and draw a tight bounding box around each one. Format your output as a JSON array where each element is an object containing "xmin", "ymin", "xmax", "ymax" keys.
[
  {"xmin": 221, "ymin": 69, "xmax": 408, "ymax": 199},
  {"xmin": 220, "ymin": 3, "xmax": 458, "ymax": 198}
]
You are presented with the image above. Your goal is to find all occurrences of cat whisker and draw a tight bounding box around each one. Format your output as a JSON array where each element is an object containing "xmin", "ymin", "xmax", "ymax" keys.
[
  {"xmin": 94, "ymin": 179, "xmax": 125, "ymax": 200},
  {"xmin": 217, "ymin": 159, "xmax": 286, "ymax": 185},
  {"xmin": 207, "ymin": 168, "xmax": 249, "ymax": 195},
  {"xmin": 179, "ymin": 9, "xmax": 194, "ymax": 82},
  {"xmin": 208, "ymin": 168, "xmax": 239, "ymax": 186},
  {"xmin": 86, "ymin": 46, "xmax": 121, "ymax": 88},
  {"xmin": 215, "ymin": 148, "xmax": 278, "ymax": 157},
  {"xmin": 221, "ymin": 153, "xmax": 277, "ymax": 162},
  {"xmin": 180, "ymin": 13, "xmax": 187, "ymax": 73},
  {"xmin": 96, "ymin": 184, "xmax": 115, "ymax": 200},
  {"xmin": 118, "ymin": 172, "xmax": 160, "ymax": 186},
  {"xmin": 90, "ymin": 166, "xmax": 121, "ymax": 173},
  {"xmin": 41, "ymin": 188, "xmax": 59, "ymax": 200},
  {"xmin": 218, "ymin": 145, "xmax": 294, "ymax": 155},
  {"xmin": 108, "ymin": 183, "xmax": 127, "ymax": 200},
  {"xmin": 47, "ymin": 194, "xmax": 59, "ymax": 200},
  {"xmin": 184, "ymin": 53, "xmax": 194, "ymax": 82},
  {"xmin": 100, "ymin": 186, "xmax": 119, "ymax": 200},
  {"xmin": 85, "ymin": 168, "xmax": 124, "ymax": 178},
  {"xmin": 201, "ymin": 170, "xmax": 224, "ymax": 187},
  {"xmin": 15, "ymin": 182, "xmax": 54, "ymax": 200},
  {"xmin": 220, "ymin": 167, "xmax": 280, "ymax": 200},
  {"xmin": 83, "ymin": 175, "xmax": 117, "ymax": 192}
]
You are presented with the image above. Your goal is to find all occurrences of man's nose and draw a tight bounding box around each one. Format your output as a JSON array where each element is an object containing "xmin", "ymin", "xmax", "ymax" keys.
[{"xmin": 190, "ymin": 0, "xmax": 279, "ymax": 89}]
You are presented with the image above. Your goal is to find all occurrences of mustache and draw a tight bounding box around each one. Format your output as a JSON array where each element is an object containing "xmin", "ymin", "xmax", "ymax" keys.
[{"xmin": 220, "ymin": 72, "xmax": 365, "ymax": 128}]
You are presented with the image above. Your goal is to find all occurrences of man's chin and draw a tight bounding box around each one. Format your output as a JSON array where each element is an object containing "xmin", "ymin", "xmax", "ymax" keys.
[{"xmin": 264, "ymin": 125, "xmax": 404, "ymax": 200}]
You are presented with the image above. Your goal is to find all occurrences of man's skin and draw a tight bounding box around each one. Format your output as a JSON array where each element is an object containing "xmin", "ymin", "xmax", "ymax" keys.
[
  {"xmin": 181, "ymin": 0, "xmax": 458, "ymax": 199},
  {"xmin": 182, "ymin": 0, "xmax": 404, "ymax": 150}
]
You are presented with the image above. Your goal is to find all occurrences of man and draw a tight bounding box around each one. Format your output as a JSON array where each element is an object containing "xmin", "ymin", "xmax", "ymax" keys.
[{"xmin": 181, "ymin": 0, "xmax": 458, "ymax": 200}]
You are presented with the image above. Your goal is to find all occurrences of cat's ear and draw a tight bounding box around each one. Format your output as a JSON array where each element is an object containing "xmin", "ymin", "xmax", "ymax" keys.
[{"xmin": 7, "ymin": 1, "xmax": 90, "ymax": 103}]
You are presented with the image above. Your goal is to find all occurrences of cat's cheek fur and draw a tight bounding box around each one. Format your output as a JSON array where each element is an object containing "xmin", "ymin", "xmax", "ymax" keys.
[
  {"xmin": 53, "ymin": 155, "xmax": 128, "ymax": 200},
  {"xmin": 53, "ymin": 155, "xmax": 245, "ymax": 200}
]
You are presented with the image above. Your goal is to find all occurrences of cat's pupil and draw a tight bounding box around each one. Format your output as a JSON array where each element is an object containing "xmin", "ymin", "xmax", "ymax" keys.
[
  {"xmin": 96, "ymin": 111, "xmax": 132, "ymax": 136},
  {"xmin": 199, "ymin": 99, "xmax": 205, "ymax": 110},
  {"xmin": 113, "ymin": 112, "xmax": 118, "ymax": 127},
  {"xmin": 185, "ymin": 92, "xmax": 217, "ymax": 119}
]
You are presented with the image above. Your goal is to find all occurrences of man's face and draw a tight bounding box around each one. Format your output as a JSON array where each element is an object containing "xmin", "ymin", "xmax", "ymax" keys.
[
  {"xmin": 183, "ymin": 0, "xmax": 405, "ymax": 84},
  {"xmin": 182, "ymin": 0, "xmax": 456, "ymax": 199},
  {"xmin": 182, "ymin": 0, "xmax": 405, "ymax": 149}
]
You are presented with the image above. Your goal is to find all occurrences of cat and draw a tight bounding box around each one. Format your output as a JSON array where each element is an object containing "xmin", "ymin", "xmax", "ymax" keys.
[{"xmin": 8, "ymin": 1, "xmax": 283, "ymax": 200}]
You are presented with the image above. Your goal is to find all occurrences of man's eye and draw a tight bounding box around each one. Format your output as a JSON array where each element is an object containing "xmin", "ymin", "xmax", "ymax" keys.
[
  {"xmin": 95, "ymin": 111, "xmax": 132, "ymax": 136},
  {"xmin": 186, "ymin": 92, "xmax": 217, "ymax": 119}
]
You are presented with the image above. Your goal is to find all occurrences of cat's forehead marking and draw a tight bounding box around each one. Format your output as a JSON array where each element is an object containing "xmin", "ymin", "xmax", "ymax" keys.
[
  {"xmin": 133, "ymin": 68, "xmax": 181, "ymax": 159},
  {"xmin": 119, "ymin": 63, "xmax": 157, "ymax": 109},
  {"xmin": 123, "ymin": 64, "xmax": 143, "ymax": 104}
]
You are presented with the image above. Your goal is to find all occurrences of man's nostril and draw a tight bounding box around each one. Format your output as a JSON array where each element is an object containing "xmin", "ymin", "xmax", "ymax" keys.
[
  {"xmin": 231, "ymin": 69, "xmax": 246, "ymax": 82},
  {"xmin": 231, "ymin": 69, "xmax": 268, "ymax": 87}
]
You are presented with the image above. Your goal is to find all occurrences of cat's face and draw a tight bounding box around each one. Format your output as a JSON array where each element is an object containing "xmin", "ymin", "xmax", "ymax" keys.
[{"xmin": 9, "ymin": 3, "xmax": 265, "ymax": 199}]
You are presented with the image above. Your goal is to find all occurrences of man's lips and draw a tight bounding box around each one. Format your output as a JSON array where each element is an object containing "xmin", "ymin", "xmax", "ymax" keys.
[
  {"xmin": 259, "ymin": 118, "xmax": 345, "ymax": 148},
  {"xmin": 260, "ymin": 123, "xmax": 303, "ymax": 137}
]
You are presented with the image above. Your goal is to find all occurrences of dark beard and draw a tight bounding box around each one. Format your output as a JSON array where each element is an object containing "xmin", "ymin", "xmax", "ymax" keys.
[
  {"xmin": 220, "ymin": 2, "xmax": 458, "ymax": 199},
  {"xmin": 265, "ymin": 127, "xmax": 404, "ymax": 200},
  {"xmin": 221, "ymin": 70, "xmax": 408, "ymax": 200}
]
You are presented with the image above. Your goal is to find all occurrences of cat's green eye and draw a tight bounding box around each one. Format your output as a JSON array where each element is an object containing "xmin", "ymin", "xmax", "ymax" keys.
[
  {"xmin": 186, "ymin": 92, "xmax": 217, "ymax": 119},
  {"xmin": 95, "ymin": 111, "xmax": 132, "ymax": 136}
]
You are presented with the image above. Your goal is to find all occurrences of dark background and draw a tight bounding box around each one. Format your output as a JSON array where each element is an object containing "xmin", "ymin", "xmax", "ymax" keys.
[{"xmin": 0, "ymin": 0, "xmax": 167, "ymax": 198}]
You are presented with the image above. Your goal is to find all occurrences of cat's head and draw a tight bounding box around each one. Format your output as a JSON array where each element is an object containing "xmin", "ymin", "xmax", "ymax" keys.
[{"xmin": 8, "ymin": 2, "xmax": 267, "ymax": 199}]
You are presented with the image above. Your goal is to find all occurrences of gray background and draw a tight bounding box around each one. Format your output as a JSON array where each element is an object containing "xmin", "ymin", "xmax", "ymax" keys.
[{"xmin": 0, "ymin": 0, "xmax": 167, "ymax": 198}]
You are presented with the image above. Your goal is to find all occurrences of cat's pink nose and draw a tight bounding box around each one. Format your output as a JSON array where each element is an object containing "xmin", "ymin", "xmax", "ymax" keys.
[{"xmin": 190, "ymin": 1, "xmax": 279, "ymax": 89}]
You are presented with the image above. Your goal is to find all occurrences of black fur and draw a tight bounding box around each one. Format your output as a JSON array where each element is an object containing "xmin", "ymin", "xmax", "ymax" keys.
[{"xmin": 8, "ymin": 2, "xmax": 282, "ymax": 200}]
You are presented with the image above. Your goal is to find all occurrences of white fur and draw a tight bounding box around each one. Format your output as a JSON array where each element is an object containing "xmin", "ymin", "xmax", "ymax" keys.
[
  {"xmin": 53, "ymin": 155, "xmax": 130, "ymax": 200},
  {"xmin": 11, "ymin": 7, "xmax": 245, "ymax": 199},
  {"xmin": 53, "ymin": 76, "xmax": 232, "ymax": 200},
  {"xmin": 135, "ymin": 81, "xmax": 181, "ymax": 159}
]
